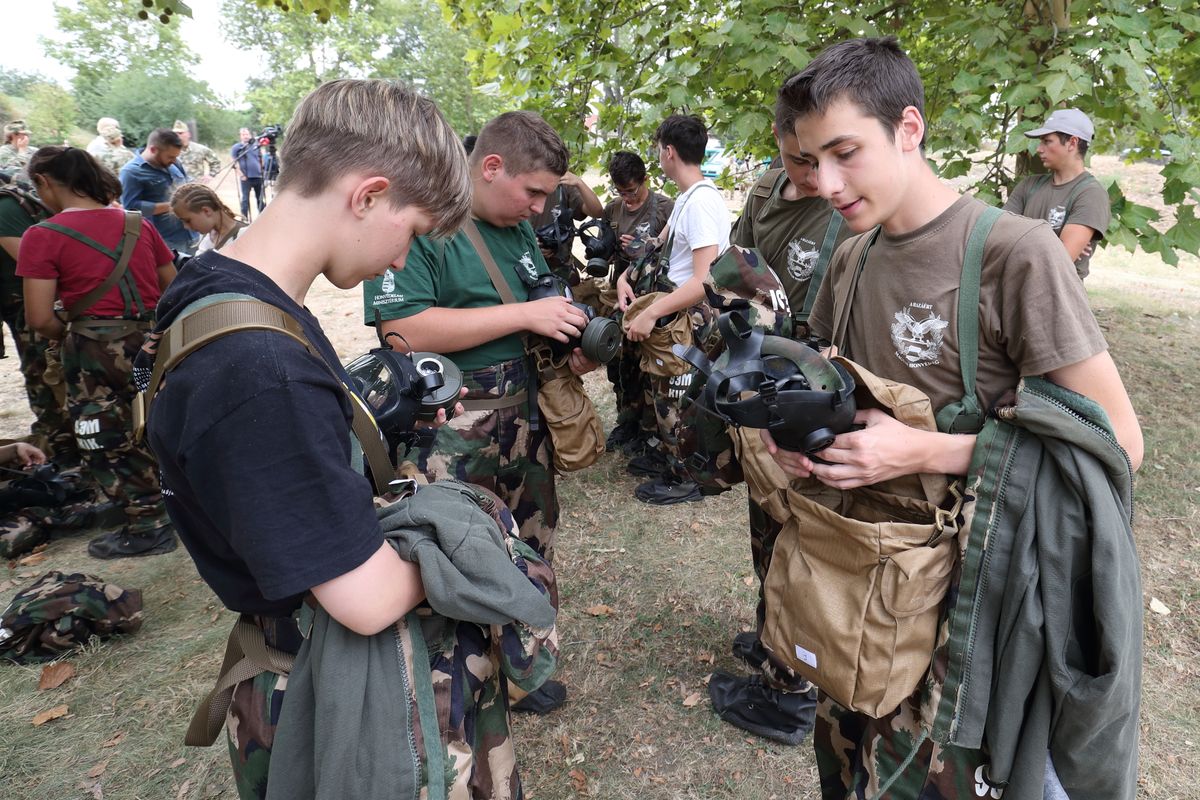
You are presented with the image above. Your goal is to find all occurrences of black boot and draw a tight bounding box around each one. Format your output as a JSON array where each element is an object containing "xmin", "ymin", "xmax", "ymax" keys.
[
  {"xmin": 511, "ymin": 679, "xmax": 567, "ymax": 714},
  {"xmin": 606, "ymin": 421, "xmax": 640, "ymax": 452},
  {"xmin": 707, "ymin": 670, "xmax": 816, "ymax": 746},
  {"xmin": 626, "ymin": 449, "xmax": 670, "ymax": 477},
  {"xmin": 87, "ymin": 522, "xmax": 177, "ymax": 560},
  {"xmin": 731, "ymin": 630, "xmax": 771, "ymax": 671},
  {"xmin": 634, "ymin": 475, "xmax": 707, "ymax": 505}
]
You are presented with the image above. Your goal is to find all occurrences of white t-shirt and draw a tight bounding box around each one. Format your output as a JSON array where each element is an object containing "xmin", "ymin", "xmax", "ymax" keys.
[
  {"xmin": 664, "ymin": 179, "xmax": 731, "ymax": 288},
  {"xmin": 196, "ymin": 222, "xmax": 247, "ymax": 253}
]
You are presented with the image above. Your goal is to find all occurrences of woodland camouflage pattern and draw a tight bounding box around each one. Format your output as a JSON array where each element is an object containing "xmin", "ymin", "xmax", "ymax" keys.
[
  {"xmin": 178, "ymin": 141, "xmax": 222, "ymax": 179},
  {"xmin": 0, "ymin": 570, "xmax": 143, "ymax": 662},
  {"xmin": 63, "ymin": 329, "xmax": 169, "ymax": 535},
  {"xmin": 401, "ymin": 357, "xmax": 559, "ymax": 563},
  {"xmin": 226, "ymin": 487, "xmax": 559, "ymax": 800}
]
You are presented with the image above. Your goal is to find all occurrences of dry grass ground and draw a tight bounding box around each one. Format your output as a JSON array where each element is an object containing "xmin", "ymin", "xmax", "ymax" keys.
[{"xmin": 0, "ymin": 158, "xmax": 1196, "ymax": 799}]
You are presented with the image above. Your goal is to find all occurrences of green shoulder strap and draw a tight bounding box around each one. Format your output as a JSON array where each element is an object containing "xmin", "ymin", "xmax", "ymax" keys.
[
  {"xmin": 37, "ymin": 211, "xmax": 146, "ymax": 319},
  {"xmin": 934, "ymin": 205, "xmax": 1003, "ymax": 434},
  {"xmin": 796, "ymin": 211, "xmax": 845, "ymax": 324}
]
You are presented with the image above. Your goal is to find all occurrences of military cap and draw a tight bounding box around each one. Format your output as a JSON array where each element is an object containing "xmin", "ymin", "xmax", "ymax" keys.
[
  {"xmin": 172, "ymin": 119, "xmax": 189, "ymax": 133},
  {"xmin": 96, "ymin": 117, "xmax": 120, "ymax": 136},
  {"xmin": 4, "ymin": 120, "xmax": 31, "ymax": 136}
]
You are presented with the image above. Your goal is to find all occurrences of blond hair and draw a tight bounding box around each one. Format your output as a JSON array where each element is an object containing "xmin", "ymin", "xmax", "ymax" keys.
[
  {"xmin": 170, "ymin": 183, "xmax": 238, "ymax": 220},
  {"xmin": 277, "ymin": 79, "xmax": 471, "ymax": 238},
  {"xmin": 469, "ymin": 111, "xmax": 569, "ymax": 178}
]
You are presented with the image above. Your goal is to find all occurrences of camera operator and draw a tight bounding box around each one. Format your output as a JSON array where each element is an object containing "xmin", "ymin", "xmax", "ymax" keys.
[
  {"xmin": 600, "ymin": 151, "xmax": 673, "ymax": 455},
  {"xmin": 528, "ymin": 169, "xmax": 602, "ymax": 281},
  {"xmin": 230, "ymin": 127, "xmax": 265, "ymax": 218}
]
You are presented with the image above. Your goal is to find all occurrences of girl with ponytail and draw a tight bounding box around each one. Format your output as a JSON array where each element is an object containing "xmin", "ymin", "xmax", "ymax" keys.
[
  {"xmin": 16, "ymin": 145, "xmax": 177, "ymax": 559},
  {"xmin": 170, "ymin": 183, "xmax": 247, "ymax": 253}
]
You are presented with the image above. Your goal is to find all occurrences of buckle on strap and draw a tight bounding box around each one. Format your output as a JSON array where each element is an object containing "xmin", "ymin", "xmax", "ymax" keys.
[{"xmin": 933, "ymin": 480, "xmax": 965, "ymax": 535}]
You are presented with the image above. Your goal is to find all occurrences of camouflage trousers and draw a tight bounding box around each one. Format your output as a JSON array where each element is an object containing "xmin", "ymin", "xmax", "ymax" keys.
[
  {"xmin": 403, "ymin": 357, "xmax": 559, "ymax": 562},
  {"xmin": 0, "ymin": 287, "xmax": 79, "ymax": 467},
  {"xmin": 647, "ymin": 370, "xmax": 695, "ymax": 470},
  {"xmin": 609, "ymin": 336, "xmax": 654, "ymax": 432},
  {"xmin": 62, "ymin": 328, "xmax": 167, "ymax": 533},
  {"xmin": 813, "ymin": 693, "xmax": 995, "ymax": 800},
  {"xmin": 226, "ymin": 670, "xmax": 288, "ymax": 800}
]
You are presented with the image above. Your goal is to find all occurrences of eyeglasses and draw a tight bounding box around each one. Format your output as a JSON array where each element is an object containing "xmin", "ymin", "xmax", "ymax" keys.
[{"xmin": 613, "ymin": 184, "xmax": 642, "ymax": 197}]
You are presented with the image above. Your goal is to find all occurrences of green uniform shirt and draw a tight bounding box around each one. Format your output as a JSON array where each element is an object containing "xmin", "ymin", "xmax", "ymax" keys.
[
  {"xmin": 732, "ymin": 170, "xmax": 851, "ymax": 314},
  {"xmin": 0, "ymin": 192, "xmax": 45, "ymax": 299},
  {"xmin": 1002, "ymin": 170, "xmax": 1110, "ymax": 279},
  {"xmin": 362, "ymin": 219, "xmax": 550, "ymax": 372}
]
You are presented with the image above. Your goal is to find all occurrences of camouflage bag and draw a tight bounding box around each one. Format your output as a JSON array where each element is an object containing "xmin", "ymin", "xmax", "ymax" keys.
[{"xmin": 0, "ymin": 570, "xmax": 143, "ymax": 663}]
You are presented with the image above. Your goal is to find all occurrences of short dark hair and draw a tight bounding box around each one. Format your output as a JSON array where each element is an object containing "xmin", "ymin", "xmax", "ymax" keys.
[
  {"xmin": 461, "ymin": 134, "xmax": 477, "ymax": 156},
  {"xmin": 775, "ymin": 73, "xmax": 801, "ymax": 135},
  {"xmin": 607, "ymin": 151, "xmax": 646, "ymax": 187},
  {"xmin": 148, "ymin": 128, "xmax": 183, "ymax": 149},
  {"xmin": 779, "ymin": 36, "xmax": 926, "ymax": 148},
  {"xmin": 27, "ymin": 146, "xmax": 122, "ymax": 206},
  {"xmin": 1054, "ymin": 131, "xmax": 1088, "ymax": 157},
  {"xmin": 470, "ymin": 111, "xmax": 568, "ymax": 178},
  {"xmin": 653, "ymin": 115, "xmax": 707, "ymax": 165}
]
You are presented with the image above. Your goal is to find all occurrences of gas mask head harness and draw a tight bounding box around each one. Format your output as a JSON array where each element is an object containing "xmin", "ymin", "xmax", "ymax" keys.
[
  {"xmin": 345, "ymin": 316, "xmax": 463, "ymax": 458},
  {"xmin": 673, "ymin": 308, "xmax": 857, "ymax": 454}
]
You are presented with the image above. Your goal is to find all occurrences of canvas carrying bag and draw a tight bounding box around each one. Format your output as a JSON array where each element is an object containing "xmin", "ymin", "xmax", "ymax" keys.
[
  {"xmin": 463, "ymin": 220, "xmax": 604, "ymax": 472},
  {"xmin": 759, "ymin": 206, "xmax": 1002, "ymax": 718},
  {"xmin": 620, "ymin": 292, "xmax": 693, "ymax": 377}
]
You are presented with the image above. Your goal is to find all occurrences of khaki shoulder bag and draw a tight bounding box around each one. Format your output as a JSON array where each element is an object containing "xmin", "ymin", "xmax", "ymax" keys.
[
  {"xmin": 760, "ymin": 206, "xmax": 1002, "ymax": 718},
  {"xmin": 462, "ymin": 220, "xmax": 604, "ymax": 472}
]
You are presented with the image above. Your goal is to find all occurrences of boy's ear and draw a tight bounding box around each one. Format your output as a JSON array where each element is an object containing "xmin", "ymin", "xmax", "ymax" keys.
[
  {"xmin": 479, "ymin": 153, "xmax": 504, "ymax": 182},
  {"xmin": 350, "ymin": 176, "xmax": 391, "ymax": 218},
  {"xmin": 897, "ymin": 106, "xmax": 925, "ymax": 153}
]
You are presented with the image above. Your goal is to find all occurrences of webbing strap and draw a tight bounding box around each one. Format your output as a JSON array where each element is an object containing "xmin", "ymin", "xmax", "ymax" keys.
[
  {"xmin": 797, "ymin": 211, "xmax": 844, "ymax": 324},
  {"xmin": 145, "ymin": 299, "xmax": 394, "ymax": 495},
  {"xmin": 934, "ymin": 205, "xmax": 1002, "ymax": 434},
  {"xmin": 831, "ymin": 227, "xmax": 880, "ymax": 355},
  {"xmin": 654, "ymin": 182, "xmax": 723, "ymax": 290},
  {"xmin": 184, "ymin": 615, "xmax": 295, "ymax": 746},
  {"xmin": 464, "ymin": 218, "xmax": 519, "ymax": 305},
  {"xmin": 39, "ymin": 211, "xmax": 143, "ymax": 320},
  {"xmin": 460, "ymin": 391, "xmax": 529, "ymax": 412}
]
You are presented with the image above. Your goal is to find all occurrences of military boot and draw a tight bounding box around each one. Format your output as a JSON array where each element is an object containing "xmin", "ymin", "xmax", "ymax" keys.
[
  {"xmin": 605, "ymin": 421, "xmax": 640, "ymax": 452},
  {"xmin": 511, "ymin": 679, "xmax": 567, "ymax": 714},
  {"xmin": 731, "ymin": 630, "xmax": 770, "ymax": 671},
  {"xmin": 707, "ymin": 670, "xmax": 816, "ymax": 746}
]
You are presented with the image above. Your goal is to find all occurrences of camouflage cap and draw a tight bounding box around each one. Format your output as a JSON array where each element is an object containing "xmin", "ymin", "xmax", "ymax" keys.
[
  {"xmin": 172, "ymin": 119, "xmax": 189, "ymax": 133},
  {"xmin": 96, "ymin": 117, "xmax": 120, "ymax": 136},
  {"xmin": 4, "ymin": 120, "xmax": 31, "ymax": 136},
  {"xmin": 0, "ymin": 570, "xmax": 143, "ymax": 663},
  {"xmin": 704, "ymin": 245, "xmax": 794, "ymax": 339}
]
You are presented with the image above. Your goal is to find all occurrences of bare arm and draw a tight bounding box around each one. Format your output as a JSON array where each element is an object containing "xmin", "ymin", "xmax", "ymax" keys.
[
  {"xmin": 156, "ymin": 262, "xmax": 176, "ymax": 291},
  {"xmin": 22, "ymin": 278, "xmax": 65, "ymax": 340},
  {"xmin": 1058, "ymin": 223, "xmax": 1097, "ymax": 263},
  {"xmin": 381, "ymin": 297, "xmax": 588, "ymax": 353},
  {"xmin": 1046, "ymin": 350, "xmax": 1143, "ymax": 470},
  {"xmin": 310, "ymin": 542, "xmax": 426, "ymax": 635},
  {"xmin": 562, "ymin": 172, "xmax": 604, "ymax": 218}
]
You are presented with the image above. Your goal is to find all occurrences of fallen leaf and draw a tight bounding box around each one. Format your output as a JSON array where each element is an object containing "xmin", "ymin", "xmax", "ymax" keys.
[
  {"xmin": 176, "ymin": 778, "xmax": 192, "ymax": 799},
  {"xmin": 17, "ymin": 552, "xmax": 46, "ymax": 566},
  {"xmin": 742, "ymin": 576, "xmax": 755, "ymax": 587},
  {"xmin": 585, "ymin": 604, "xmax": 613, "ymax": 617},
  {"xmin": 101, "ymin": 731, "xmax": 126, "ymax": 748},
  {"xmin": 560, "ymin": 733, "xmax": 570, "ymax": 758},
  {"xmin": 38, "ymin": 661, "xmax": 76, "ymax": 690},
  {"xmin": 1150, "ymin": 597, "xmax": 1171, "ymax": 615},
  {"xmin": 87, "ymin": 761, "xmax": 109, "ymax": 779},
  {"xmin": 32, "ymin": 704, "xmax": 69, "ymax": 726},
  {"xmin": 682, "ymin": 692, "xmax": 702, "ymax": 707},
  {"xmin": 690, "ymin": 522, "xmax": 701, "ymax": 532},
  {"xmin": 170, "ymin": 757, "xmax": 186, "ymax": 769},
  {"xmin": 0, "ymin": 579, "xmax": 15, "ymax": 592},
  {"xmin": 568, "ymin": 767, "xmax": 588, "ymax": 794}
]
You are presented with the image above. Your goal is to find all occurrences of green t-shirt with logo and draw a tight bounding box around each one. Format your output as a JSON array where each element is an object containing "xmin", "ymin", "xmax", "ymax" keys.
[
  {"xmin": 0, "ymin": 192, "xmax": 46, "ymax": 299},
  {"xmin": 362, "ymin": 219, "xmax": 549, "ymax": 372}
]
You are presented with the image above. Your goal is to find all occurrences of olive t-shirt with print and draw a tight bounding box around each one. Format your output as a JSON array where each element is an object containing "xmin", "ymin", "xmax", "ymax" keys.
[
  {"xmin": 362, "ymin": 219, "xmax": 550, "ymax": 372},
  {"xmin": 1002, "ymin": 171, "xmax": 1110, "ymax": 279},
  {"xmin": 808, "ymin": 195, "xmax": 1106, "ymax": 416},
  {"xmin": 602, "ymin": 190, "xmax": 674, "ymax": 273},
  {"xmin": 731, "ymin": 172, "xmax": 852, "ymax": 313}
]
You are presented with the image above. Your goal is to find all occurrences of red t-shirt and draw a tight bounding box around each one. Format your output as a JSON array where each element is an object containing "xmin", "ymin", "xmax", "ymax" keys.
[{"xmin": 16, "ymin": 208, "xmax": 172, "ymax": 317}]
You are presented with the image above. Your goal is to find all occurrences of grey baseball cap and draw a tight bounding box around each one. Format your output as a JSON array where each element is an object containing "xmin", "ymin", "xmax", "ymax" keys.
[{"xmin": 1025, "ymin": 108, "xmax": 1094, "ymax": 142}]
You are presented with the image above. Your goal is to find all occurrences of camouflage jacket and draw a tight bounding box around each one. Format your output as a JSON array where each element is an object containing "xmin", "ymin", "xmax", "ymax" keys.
[
  {"xmin": 266, "ymin": 481, "xmax": 558, "ymax": 800},
  {"xmin": 0, "ymin": 144, "xmax": 33, "ymax": 171},
  {"xmin": 98, "ymin": 145, "xmax": 135, "ymax": 175},
  {"xmin": 179, "ymin": 141, "xmax": 221, "ymax": 178}
]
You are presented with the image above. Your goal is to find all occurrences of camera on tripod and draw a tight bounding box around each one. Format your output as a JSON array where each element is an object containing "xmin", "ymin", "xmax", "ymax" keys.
[{"xmin": 256, "ymin": 124, "xmax": 282, "ymax": 183}]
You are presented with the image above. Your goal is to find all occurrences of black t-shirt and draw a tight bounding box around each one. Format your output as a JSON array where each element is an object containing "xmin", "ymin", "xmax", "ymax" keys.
[{"xmin": 147, "ymin": 252, "xmax": 384, "ymax": 617}]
